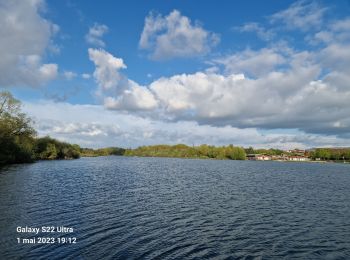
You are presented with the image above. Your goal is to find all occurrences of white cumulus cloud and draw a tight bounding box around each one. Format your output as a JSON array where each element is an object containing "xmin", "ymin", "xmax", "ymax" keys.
[
  {"xmin": 89, "ymin": 48, "xmax": 158, "ymax": 111},
  {"xmin": 88, "ymin": 40, "xmax": 350, "ymax": 138},
  {"xmin": 104, "ymin": 82, "xmax": 158, "ymax": 111},
  {"xmin": 0, "ymin": 0, "xmax": 58, "ymax": 87},
  {"xmin": 139, "ymin": 10, "xmax": 219, "ymax": 60},
  {"xmin": 84, "ymin": 2, "xmax": 350, "ymax": 140},
  {"xmin": 213, "ymin": 48, "xmax": 286, "ymax": 78},
  {"xmin": 88, "ymin": 48, "xmax": 127, "ymax": 92}
]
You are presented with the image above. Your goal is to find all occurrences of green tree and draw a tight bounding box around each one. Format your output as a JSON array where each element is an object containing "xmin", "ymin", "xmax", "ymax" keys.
[
  {"xmin": 0, "ymin": 91, "xmax": 36, "ymax": 165},
  {"xmin": 40, "ymin": 143, "xmax": 57, "ymax": 160},
  {"xmin": 34, "ymin": 136, "xmax": 81, "ymax": 160},
  {"xmin": 231, "ymin": 146, "xmax": 246, "ymax": 160},
  {"xmin": 346, "ymin": 150, "xmax": 350, "ymax": 160},
  {"xmin": 315, "ymin": 148, "xmax": 331, "ymax": 160},
  {"xmin": 245, "ymin": 146, "xmax": 254, "ymax": 154}
]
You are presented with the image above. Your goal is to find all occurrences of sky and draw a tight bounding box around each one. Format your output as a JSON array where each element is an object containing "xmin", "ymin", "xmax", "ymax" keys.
[{"xmin": 1, "ymin": 0, "xmax": 350, "ymax": 149}]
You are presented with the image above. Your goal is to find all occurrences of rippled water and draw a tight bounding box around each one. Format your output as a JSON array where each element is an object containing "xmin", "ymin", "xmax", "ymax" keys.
[{"xmin": 0, "ymin": 156, "xmax": 349, "ymax": 259}]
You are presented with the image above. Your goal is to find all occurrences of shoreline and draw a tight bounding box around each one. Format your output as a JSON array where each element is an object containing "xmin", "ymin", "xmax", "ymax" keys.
[{"xmin": 2, "ymin": 154, "xmax": 349, "ymax": 168}]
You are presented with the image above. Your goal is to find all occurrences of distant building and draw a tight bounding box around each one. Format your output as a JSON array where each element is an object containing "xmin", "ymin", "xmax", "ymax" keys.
[
  {"xmin": 288, "ymin": 149, "xmax": 306, "ymax": 156},
  {"xmin": 286, "ymin": 155, "xmax": 310, "ymax": 161},
  {"xmin": 247, "ymin": 154, "xmax": 272, "ymax": 161},
  {"xmin": 247, "ymin": 153, "xmax": 310, "ymax": 162}
]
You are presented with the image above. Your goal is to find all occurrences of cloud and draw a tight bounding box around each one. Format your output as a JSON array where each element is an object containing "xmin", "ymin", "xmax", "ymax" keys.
[
  {"xmin": 84, "ymin": 2, "xmax": 350, "ymax": 140},
  {"xmin": 307, "ymin": 17, "xmax": 350, "ymax": 45},
  {"xmin": 0, "ymin": 0, "xmax": 58, "ymax": 87},
  {"xmin": 23, "ymin": 100, "xmax": 350, "ymax": 149},
  {"xmin": 104, "ymin": 82, "xmax": 158, "ymax": 111},
  {"xmin": 139, "ymin": 10, "xmax": 219, "ymax": 60},
  {"xmin": 85, "ymin": 23, "xmax": 109, "ymax": 47},
  {"xmin": 270, "ymin": 0, "xmax": 327, "ymax": 31},
  {"xmin": 143, "ymin": 45, "xmax": 350, "ymax": 137},
  {"xmin": 331, "ymin": 17, "xmax": 350, "ymax": 32},
  {"xmin": 88, "ymin": 39, "xmax": 350, "ymax": 138},
  {"xmin": 213, "ymin": 48, "xmax": 286, "ymax": 78},
  {"xmin": 88, "ymin": 48, "xmax": 127, "ymax": 92},
  {"xmin": 320, "ymin": 43, "xmax": 350, "ymax": 70},
  {"xmin": 81, "ymin": 73, "xmax": 91, "ymax": 79},
  {"xmin": 235, "ymin": 22, "xmax": 274, "ymax": 41},
  {"xmin": 63, "ymin": 71, "xmax": 77, "ymax": 80},
  {"xmin": 89, "ymin": 48, "xmax": 158, "ymax": 111}
]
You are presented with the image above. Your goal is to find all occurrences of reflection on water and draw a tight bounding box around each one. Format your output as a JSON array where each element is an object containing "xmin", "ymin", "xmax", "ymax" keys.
[{"xmin": 0, "ymin": 157, "xmax": 349, "ymax": 259}]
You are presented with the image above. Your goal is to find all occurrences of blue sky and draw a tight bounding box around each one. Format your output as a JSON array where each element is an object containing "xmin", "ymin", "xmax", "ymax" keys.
[{"xmin": 1, "ymin": 0, "xmax": 350, "ymax": 148}]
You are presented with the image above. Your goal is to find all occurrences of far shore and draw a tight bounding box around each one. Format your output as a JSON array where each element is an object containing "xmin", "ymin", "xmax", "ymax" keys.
[{"xmin": 82, "ymin": 153, "xmax": 349, "ymax": 164}]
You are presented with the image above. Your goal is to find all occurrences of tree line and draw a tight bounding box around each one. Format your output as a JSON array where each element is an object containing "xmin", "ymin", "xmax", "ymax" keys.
[
  {"xmin": 80, "ymin": 147, "xmax": 125, "ymax": 157},
  {"xmin": 124, "ymin": 144, "xmax": 246, "ymax": 160},
  {"xmin": 244, "ymin": 147, "xmax": 284, "ymax": 155},
  {"xmin": 309, "ymin": 148, "xmax": 350, "ymax": 161}
]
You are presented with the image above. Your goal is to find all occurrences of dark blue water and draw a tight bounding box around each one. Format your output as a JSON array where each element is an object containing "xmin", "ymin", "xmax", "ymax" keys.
[{"xmin": 0, "ymin": 157, "xmax": 349, "ymax": 259}]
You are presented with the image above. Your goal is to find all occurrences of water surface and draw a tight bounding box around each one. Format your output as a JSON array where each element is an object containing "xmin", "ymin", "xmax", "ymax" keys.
[{"xmin": 0, "ymin": 157, "xmax": 349, "ymax": 259}]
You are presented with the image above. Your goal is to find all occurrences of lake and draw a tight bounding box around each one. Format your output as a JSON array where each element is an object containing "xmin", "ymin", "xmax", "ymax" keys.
[{"xmin": 0, "ymin": 156, "xmax": 349, "ymax": 259}]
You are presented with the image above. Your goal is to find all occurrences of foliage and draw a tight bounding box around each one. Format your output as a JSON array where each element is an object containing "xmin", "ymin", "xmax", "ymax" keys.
[
  {"xmin": 244, "ymin": 147, "xmax": 284, "ymax": 155},
  {"xmin": 34, "ymin": 136, "xmax": 81, "ymax": 160},
  {"xmin": 0, "ymin": 91, "xmax": 36, "ymax": 165},
  {"xmin": 124, "ymin": 144, "xmax": 246, "ymax": 160},
  {"xmin": 80, "ymin": 147, "xmax": 125, "ymax": 157},
  {"xmin": 0, "ymin": 91, "xmax": 82, "ymax": 165},
  {"xmin": 309, "ymin": 148, "xmax": 350, "ymax": 161}
]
